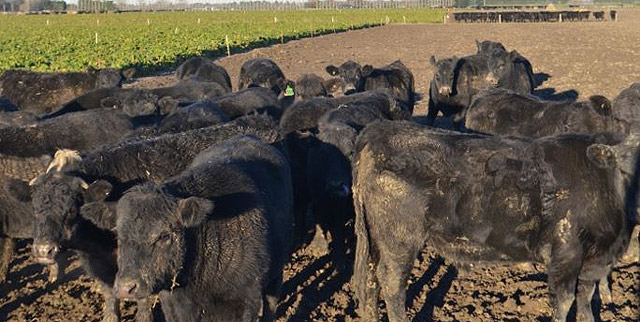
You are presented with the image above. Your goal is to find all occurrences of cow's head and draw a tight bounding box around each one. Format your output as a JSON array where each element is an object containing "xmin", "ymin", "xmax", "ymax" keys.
[
  {"xmin": 309, "ymin": 125, "xmax": 356, "ymax": 201},
  {"xmin": 92, "ymin": 67, "xmax": 136, "ymax": 88},
  {"xmin": 99, "ymin": 89, "xmax": 167, "ymax": 117},
  {"xmin": 465, "ymin": 90, "xmax": 538, "ymax": 135},
  {"xmin": 476, "ymin": 39, "xmax": 507, "ymax": 56},
  {"xmin": 325, "ymin": 60, "xmax": 365, "ymax": 94},
  {"xmin": 295, "ymin": 74, "xmax": 327, "ymax": 100},
  {"xmin": 429, "ymin": 56, "xmax": 460, "ymax": 97},
  {"xmin": 562, "ymin": 96, "xmax": 618, "ymax": 134},
  {"xmin": 487, "ymin": 50, "xmax": 531, "ymax": 87},
  {"xmin": 114, "ymin": 183, "xmax": 213, "ymax": 299},
  {"xmin": 27, "ymin": 150, "xmax": 113, "ymax": 265},
  {"xmin": 613, "ymin": 83, "xmax": 640, "ymax": 123}
]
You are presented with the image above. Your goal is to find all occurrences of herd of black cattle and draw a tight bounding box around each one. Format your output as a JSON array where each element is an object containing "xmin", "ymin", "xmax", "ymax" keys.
[
  {"xmin": 0, "ymin": 39, "xmax": 638, "ymax": 322},
  {"xmin": 452, "ymin": 10, "xmax": 617, "ymax": 23}
]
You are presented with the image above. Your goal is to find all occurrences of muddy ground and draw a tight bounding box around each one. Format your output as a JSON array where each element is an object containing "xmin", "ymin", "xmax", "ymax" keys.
[{"xmin": 2, "ymin": 9, "xmax": 640, "ymax": 322}]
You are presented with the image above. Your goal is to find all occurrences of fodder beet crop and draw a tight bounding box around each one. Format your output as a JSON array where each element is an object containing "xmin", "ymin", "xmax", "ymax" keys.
[{"xmin": 0, "ymin": 10, "xmax": 445, "ymax": 74}]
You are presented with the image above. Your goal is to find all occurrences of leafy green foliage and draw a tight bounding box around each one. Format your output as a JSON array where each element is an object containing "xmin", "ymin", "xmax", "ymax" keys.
[{"xmin": 0, "ymin": 10, "xmax": 445, "ymax": 74}]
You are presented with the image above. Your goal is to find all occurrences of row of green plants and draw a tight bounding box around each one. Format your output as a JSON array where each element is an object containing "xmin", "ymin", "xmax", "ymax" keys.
[{"xmin": 0, "ymin": 9, "xmax": 446, "ymax": 74}]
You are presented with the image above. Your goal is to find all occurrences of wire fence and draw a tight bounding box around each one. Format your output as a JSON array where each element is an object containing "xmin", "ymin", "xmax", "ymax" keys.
[
  {"xmin": 2, "ymin": 0, "xmax": 638, "ymax": 13},
  {"xmin": 1, "ymin": 0, "xmax": 454, "ymax": 13}
]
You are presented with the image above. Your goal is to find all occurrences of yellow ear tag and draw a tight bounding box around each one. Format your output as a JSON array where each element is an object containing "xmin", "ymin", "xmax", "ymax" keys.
[{"xmin": 284, "ymin": 85, "xmax": 295, "ymax": 97}]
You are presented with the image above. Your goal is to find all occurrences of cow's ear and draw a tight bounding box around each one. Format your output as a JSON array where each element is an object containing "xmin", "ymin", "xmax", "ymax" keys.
[
  {"xmin": 278, "ymin": 78, "xmax": 295, "ymax": 91},
  {"xmin": 429, "ymin": 56, "xmax": 437, "ymax": 67},
  {"xmin": 177, "ymin": 197, "xmax": 214, "ymax": 228},
  {"xmin": 362, "ymin": 65, "xmax": 374, "ymax": 77},
  {"xmin": 587, "ymin": 144, "xmax": 617, "ymax": 169},
  {"xmin": 475, "ymin": 39, "xmax": 481, "ymax": 51},
  {"xmin": 589, "ymin": 95, "xmax": 612, "ymax": 116},
  {"xmin": 82, "ymin": 180, "xmax": 113, "ymax": 203},
  {"xmin": 122, "ymin": 68, "xmax": 136, "ymax": 79},
  {"xmin": 325, "ymin": 65, "xmax": 340, "ymax": 76},
  {"xmin": 4, "ymin": 178, "xmax": 32, "ymax": 203},
  {"xmin": 80, "ymin": 201, "xmax": 117, "ymax": 230}
]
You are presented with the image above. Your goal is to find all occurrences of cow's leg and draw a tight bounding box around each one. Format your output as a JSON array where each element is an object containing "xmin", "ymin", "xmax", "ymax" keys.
[
  {"xmin": 376, "ymin": 250, "xmax": 414, "ymax": 322},
  {"xmin": 425, "ymin": 95, "xmax": 438, "ymax": 126},
  {"xmin": 0, "ymin": 237, "xmax": 15, "ymax": 283},
  {"xmin": 260, "ymin": 265, "xmax": 282, "ymax": 322},
  {"xmin": 576, "ymin": 279, "xmax": 596, "ymax": 322},
  {"xmin": 360, "ymin": 261, "xmax": 381, "ymax": 322},
  {"xmin": 599, "ymin": 275, "xmax": 612, "ymax": 304},
  {"xmin": 329, "ymin": 219, "xmax": 349, "ymax": 272},
  {"xmin": 547, "ymin": 243, "xmax": 583, "ymax": 322},
  {"xmin": 243, "ymin": 281, "xmax": 262, "ymax": 322},
  {"xmin": 97, "ymin": 283, "xmax": 120, "ymax": 322}
]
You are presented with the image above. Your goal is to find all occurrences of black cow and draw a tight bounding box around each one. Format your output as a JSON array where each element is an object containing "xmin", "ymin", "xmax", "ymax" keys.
[
  {"xmin": 213, "ymin": 86, "xmax": 283, "ymax": 120},
  {"xmin": 466, "ymin": 88, "xmax": 620, "ymax": 137},
  {"xmin": 477, "ymin": 40, "xmax": 535, "ymax": 93},
  {"xmin": 326, "ymin": 60, "xmax": 416, "ymax": 113},
  {"xmin": 352, "ymin": 120, "xmax": 637, "ymax": 322},
  {"xmin": 613, "ymin": 83, "xmax": 640, "ymax": 122},
  {"xmin": 176, "ymin": 56, "xmax": 232, "ymax": 92},
  {"xmin": 238, "ymin": 58, "xmax": 293, "ymax": 96},
  {"xmin": 1, "ymin": 176, "xmax": 57, "ymax": 283},
  {"xmin": 489, "ymin": 50, "xmax": 535, "ymax": 94},
  {"xmin": 427, "ymin": 54, "xmax": 500, "ymax": 129},
  {"xmin": 0, "ymin": 67, "xmax": 135, "ymax": 115},
  {"xmin": 131, "ymin": 100, "xmax": 229, "ymax": 139},
  {"xmin": 280, "ymin": 90, "xmax": 408, "ymax": 245},
  {"xmin": 325, "ymin": 60, "xmax": 365, "ymax": 94},
  {"xmin": 0, "ymin": 108, "xmax": 137, "ymax": 159},
  {"xmin": 112, "ymin": 135, "xmax": 292, "ymax": 321},
  {"xmin": 9, "ymin": 115, "xmax": 281, "ymax": 322},
  {"xmin": 307, "ymin": 95, "xmax": 394, "ymax": 261},
  {"xmin": 294, "ymin": 73, "xmax": 346, "ymax": 100},
  {"xmin": 150, "ymin": 78, "xmax": 228, "ymax": 103},
  {"xmin": 593, "ymin": 11, "xmax": 605, "ymax": 20},
  {"xmin": 46, "ymin": 87, "xmax": 177, "ymax": 119}
]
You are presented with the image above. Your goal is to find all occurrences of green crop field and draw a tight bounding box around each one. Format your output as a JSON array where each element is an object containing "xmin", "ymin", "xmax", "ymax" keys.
[{"xmin": 0, "ymin": 9, "xmax": 445, "ymax": 74}]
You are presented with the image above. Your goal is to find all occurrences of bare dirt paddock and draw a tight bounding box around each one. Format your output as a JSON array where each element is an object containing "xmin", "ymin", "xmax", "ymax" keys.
[{"xmin": 2, "ymin": 9, "xmax": 640, "ymax": 322}]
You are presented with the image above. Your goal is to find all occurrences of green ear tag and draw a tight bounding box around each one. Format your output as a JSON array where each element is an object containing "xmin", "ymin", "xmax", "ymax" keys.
[{"xmin": 284, "ymin": 85, "xmax": 295, "ymax": 97}]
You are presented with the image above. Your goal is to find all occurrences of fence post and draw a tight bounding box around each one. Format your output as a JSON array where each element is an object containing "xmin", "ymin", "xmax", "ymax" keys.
[
  {"xmin": 559, "ymin": 14, "xmax": 562, "ymax": 23},
  {"xmin": 225, "ymin": 35, "xmax": 231, "ymax": 56},
  {"xmin": 499, "ymin": 14, "xmax": 502, "ymax": 23}
]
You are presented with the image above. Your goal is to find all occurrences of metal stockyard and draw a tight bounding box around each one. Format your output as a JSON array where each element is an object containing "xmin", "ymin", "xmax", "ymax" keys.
[{"xmin": 450, "ymin": 9, "xmax": 617, "ymax": 23}]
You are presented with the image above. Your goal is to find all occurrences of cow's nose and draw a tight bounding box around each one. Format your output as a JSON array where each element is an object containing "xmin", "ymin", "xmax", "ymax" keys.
[
  {"xmin": 344, "ymin": 85, "xmax": 357, "ymax": 95},
  {"xmin": 32, "ymin": 242, "xmax": 59, "ymax": 263},
  {"xmin": 439, "ymin": 87, "xmax": 452, "ymax": 96},
  {"xmin": 115, "ymin": 278, "xmax": 139, "ymax": 299},
  {"xmin": 486, "ymin": 74, "xmax": 499, "ymax": 86}
]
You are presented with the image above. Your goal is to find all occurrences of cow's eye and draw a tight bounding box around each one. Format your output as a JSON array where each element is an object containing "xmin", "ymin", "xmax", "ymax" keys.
[
  {"xmin": 487, "ymin": 110, "xmax": 495, "ymax": 119},
  {"xmin": 156, "ymin": 234, "xmax": 172, "ymax": 246}
]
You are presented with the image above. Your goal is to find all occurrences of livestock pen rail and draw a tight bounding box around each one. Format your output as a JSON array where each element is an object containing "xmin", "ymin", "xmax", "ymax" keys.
[{"xmin": 450, "ymin": 9, "xmax": 617, "ymax": 23}]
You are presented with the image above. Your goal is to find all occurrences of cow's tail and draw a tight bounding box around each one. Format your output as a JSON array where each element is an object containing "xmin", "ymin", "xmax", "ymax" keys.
[{"xmin": 353, "ymin": 182, "xmax": 372, "ymax": 319}]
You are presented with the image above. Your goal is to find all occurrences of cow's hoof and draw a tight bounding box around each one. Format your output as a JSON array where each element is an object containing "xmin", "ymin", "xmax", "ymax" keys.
[{"xmin": 307, "ymin": 226, "xmax": 329, "ymax": 257}]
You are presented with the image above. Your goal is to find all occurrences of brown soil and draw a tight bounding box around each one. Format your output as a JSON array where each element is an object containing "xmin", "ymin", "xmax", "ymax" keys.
[{"xmin": 3, "ymin": 9, "xmax": 640, "ymax": 322}]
